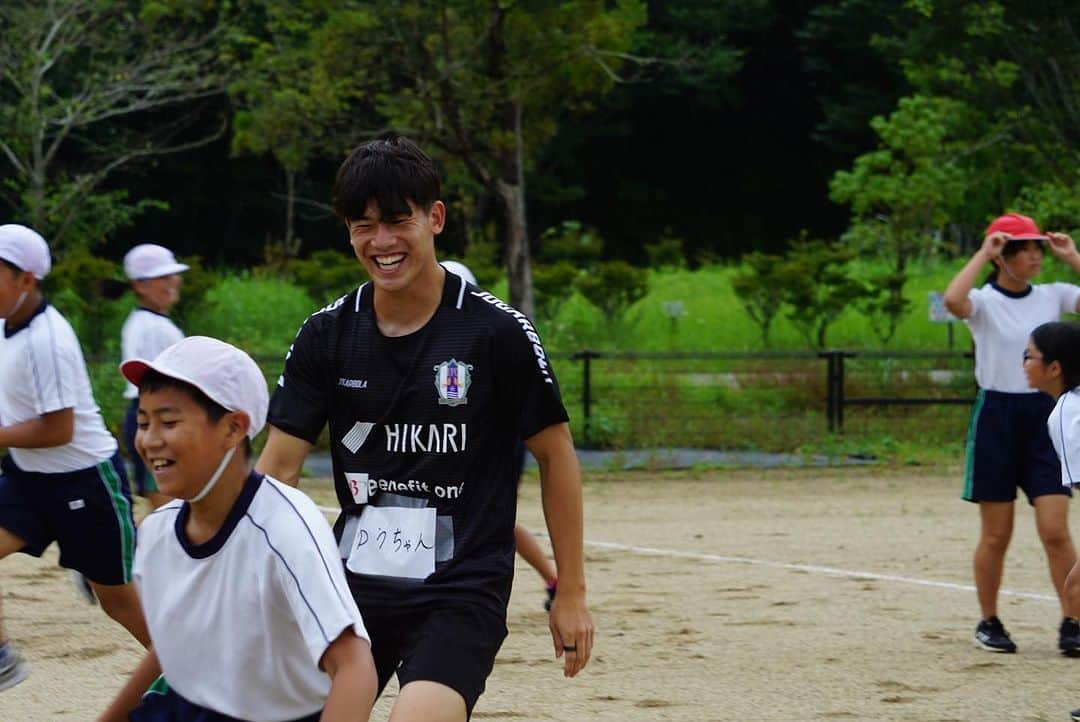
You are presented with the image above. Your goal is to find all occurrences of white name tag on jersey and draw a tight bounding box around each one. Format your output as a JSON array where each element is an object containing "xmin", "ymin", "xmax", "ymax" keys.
[{"xmin": 346, "ymin": 505, "xmax": 437, "ymax": 580}]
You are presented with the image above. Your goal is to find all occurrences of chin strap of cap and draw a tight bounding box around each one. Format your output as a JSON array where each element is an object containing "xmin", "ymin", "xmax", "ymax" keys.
[
  {"xmin": 5, "ymin": 290, "xmax": 28, "ymax": 319},
  {"xmin": 188, "ymin": 445, "xmax": 237, "ymax": 504}
]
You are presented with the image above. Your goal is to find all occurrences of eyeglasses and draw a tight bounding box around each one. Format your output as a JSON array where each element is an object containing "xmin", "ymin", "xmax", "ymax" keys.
[{"xmin": 1023, "ymin": 350, "xmax": 1044, "ymax": 363}]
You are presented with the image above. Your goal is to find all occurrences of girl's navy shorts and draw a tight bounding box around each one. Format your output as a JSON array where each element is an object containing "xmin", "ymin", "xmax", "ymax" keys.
[{"xmin": 963, "ymin": 389, "xmax": 1068, "ymax": 504}]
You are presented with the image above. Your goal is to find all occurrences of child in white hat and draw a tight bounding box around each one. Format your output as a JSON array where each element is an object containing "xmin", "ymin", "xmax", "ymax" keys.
[
  {"xmin": 102, "ymin": 244, "xmax": 190, "ymax": 509},
  {"xmin": 0, "ymin": 224, "xmax": 149, "ymax": 693},
  {"xmin": 100, "ymin": 336, "xmax": 375, "ymax": 722}
]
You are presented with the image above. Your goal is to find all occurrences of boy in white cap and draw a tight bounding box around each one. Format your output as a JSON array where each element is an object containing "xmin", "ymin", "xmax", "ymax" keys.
[
  {"xmin": 100, "ymin": 336, "xmax": 376, "ymax": 722},
  {"xmin": 118, "ymin": 243, "xmax": 189, "ymax": 509},
  {"xmin": 0, "ymin": 223, "xmax": 149, "ymax": 692}
]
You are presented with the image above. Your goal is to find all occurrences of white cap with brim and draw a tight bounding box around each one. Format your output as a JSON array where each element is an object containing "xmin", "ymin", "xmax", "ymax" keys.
[
  {"xmin": 119, "ymin": 336, "xmax": 268, "ymax": 439},
  {"xmin": 124, "ymin": 243, "xmax": 190, "ymax": 281},
  {"xmin": 0, "ymin": 224, "xmax": 51, "ymax": 279}
]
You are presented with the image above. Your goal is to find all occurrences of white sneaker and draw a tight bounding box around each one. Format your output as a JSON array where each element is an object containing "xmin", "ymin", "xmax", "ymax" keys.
[
  {"xmin": 68, "ymin": 570, "xmax": 96, "ymax": 605},
  {"xmin": 0, "ymin": 643, "xmax": 29, "ymax": 692}
]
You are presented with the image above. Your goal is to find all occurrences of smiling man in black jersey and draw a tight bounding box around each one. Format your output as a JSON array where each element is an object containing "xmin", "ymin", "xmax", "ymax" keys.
[{"xmin": 257, "ymin": 137, "xmax": 593, "ymax": 722}]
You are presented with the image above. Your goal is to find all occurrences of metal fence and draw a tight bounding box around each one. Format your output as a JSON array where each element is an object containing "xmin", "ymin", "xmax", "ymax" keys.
[{"xmin": 561, "ymin": 349, "xmax": 977, "ymax": 448}]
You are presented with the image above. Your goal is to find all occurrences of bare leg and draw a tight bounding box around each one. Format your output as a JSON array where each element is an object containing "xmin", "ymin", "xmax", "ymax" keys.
[
  {"xmin": 974, "ymin": 501, "xmax": 1014, "ymax": 619},
  {"xmin": 514, "ymin": 524, "xmax": 557, "ymax": 586},
  {"xmin": 389, "ymin": 680, "xmax": 467, "ymax": 722},
  {"xmin": 1033, "ymin": 494, "xmax": 1079, "ymax": 617},
  {"xmin": 90, "ymin": 581, "xmax": 150, "ymax": 648}
]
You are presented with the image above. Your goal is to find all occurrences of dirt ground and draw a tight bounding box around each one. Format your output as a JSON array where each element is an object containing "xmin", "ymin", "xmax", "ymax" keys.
[{"xmin": 3, "ymin": 463, "xmax": 1080, "ymax": 721}]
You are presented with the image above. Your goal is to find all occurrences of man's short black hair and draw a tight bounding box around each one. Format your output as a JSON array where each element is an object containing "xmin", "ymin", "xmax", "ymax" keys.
[
  {"xmin": 332, "ymin": 136, "xmax": 441, "ymax": 222},
  {"xmin": 139, "ymin": 369, "xmax": 252, "ymax": 458}
]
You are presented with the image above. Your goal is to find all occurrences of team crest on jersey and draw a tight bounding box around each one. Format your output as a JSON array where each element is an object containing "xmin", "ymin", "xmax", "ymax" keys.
[{"xmin": 434, "ymin": 359, "xmax": 473, "ymax": 406}]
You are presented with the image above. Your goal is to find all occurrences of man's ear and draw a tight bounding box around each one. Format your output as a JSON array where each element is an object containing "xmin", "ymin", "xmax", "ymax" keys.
[{"xmin": 429, "ymin": 201, "xmax": 446, "ymax": 235}]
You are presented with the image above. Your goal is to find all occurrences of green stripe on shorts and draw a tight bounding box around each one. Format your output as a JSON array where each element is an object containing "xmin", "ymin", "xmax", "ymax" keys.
[
  {"xmin": 97, "ymin": 459, "xmax": 136, "ymax": 582},
  {"xmin": 144, "ymin": 675, "xmax": 169, "ymax": 698},
  {"xmin": 963, "ymin": 388, "xmax": 987, "ymax": 501}
]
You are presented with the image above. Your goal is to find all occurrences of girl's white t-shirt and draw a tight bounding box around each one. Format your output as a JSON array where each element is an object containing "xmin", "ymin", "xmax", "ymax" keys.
[
  {"xmin": 121, "ymin": 308, "xmax": 184, "ymax": 399},
  {"xmin": 965, "ymin": 282, "xmax": 1080, "ymax": 393}
]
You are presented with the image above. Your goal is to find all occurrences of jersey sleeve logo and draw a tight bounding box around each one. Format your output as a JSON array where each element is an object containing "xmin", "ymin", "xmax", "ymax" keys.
[{"xmin": 434, "ymin": 359, "xmax": 473, "ymax": 407}]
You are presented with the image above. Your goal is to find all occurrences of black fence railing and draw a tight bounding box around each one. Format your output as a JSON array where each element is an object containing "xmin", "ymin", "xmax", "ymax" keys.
[{"xmin": 565, "ymin": 349, "xmax": 976, "ymax": 447}]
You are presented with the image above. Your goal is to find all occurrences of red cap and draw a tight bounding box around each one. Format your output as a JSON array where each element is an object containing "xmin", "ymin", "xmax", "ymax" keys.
[{"xmin": 985, "ymin": 213, "xmax": 1047, "ymax": 241}]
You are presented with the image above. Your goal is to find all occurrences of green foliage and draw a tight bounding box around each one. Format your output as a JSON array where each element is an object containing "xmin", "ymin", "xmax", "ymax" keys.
[
  {"xmin": 643, "ymin": 234, "xmax": 687, "ymax": 270},
  {"xmin": 536, "ymin": 221, "xmax": 605, "ymax": 265},
  {"xmin": 774, "ymin": 239, "xmax": 873, "ymax": 350},
  {"xmin": 457, "ymin": 239, "xmax": 502, "ymax": 290},
  {"xmin": 46, "ymin": 250, "xmax": 124, "ymax": 355},
  {"xmin": 533, "ymin": 261, "xmax": 581, "ymax": 321},
  {"xmin": 830, "ymin": 94, "xmax": 975, "ymax": 344},
  {"xmin": 730, "ymin": 251, "xmax": 785, "ymax": 347},
  {"xmin": 0, "ymin": 0, "xmax": 225, "ymax": 250},
  {"xmin": 185, "ymin": 274, "xmax": 314, "ymax": 356},
  {"xmin": 574, "ymin": 260, "xmax": 649, "ymax": 324},
  {"xmin": 351, "ymin": 0, "xmax": 647, "ymax": 310},
  {"xmin": 274, "ymin": 248, "xmax": 365, "ymax": 303}
]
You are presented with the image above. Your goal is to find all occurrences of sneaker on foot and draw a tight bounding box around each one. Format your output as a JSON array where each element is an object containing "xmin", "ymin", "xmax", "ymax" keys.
[
  {"xmin": 0, "ymin": 643, "xmax": 29, "ymax": 692},
  {"xmin": 1060, "ymin": 618, "xmax": 1080, "ymax": 657},
  {"xmin": 544, "ymin": 580, "xmax": 557, "ymax": 612},
  {"xmin": 69, "ymin": 570, "xmax": 96, "ymax": 605},
  {"xmin": 1071, "ymin": 707, "xmax": 1080, "ymax": 722},
  {"xmin": 974, "ymin": 616, "xmax": 1017, "ymax": 653}
]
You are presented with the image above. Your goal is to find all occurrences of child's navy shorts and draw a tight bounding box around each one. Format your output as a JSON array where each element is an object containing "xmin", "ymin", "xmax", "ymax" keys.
[
  {"xmin": 963, "ymin": 389, "xmax": 1067, "ymax": 504},
  {"xmin": 0, "ymin": 452, "xmax": 135, "ymax": 584}
]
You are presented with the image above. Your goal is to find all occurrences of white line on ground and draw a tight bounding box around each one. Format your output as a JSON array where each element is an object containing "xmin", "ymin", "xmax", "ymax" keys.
[{"xmin": 317, "ymin": 505, "xmax": 1056, "ymax": 603}]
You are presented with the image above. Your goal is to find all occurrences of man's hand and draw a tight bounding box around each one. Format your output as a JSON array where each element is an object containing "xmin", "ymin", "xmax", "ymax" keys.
[{"xmin": 549, "ymin": 589, "xmax": 594, "ymax": 678}]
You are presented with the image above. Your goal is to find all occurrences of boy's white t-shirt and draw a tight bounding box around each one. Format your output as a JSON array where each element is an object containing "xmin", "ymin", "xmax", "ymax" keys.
[
  {"xmin": 134, "ymin": 473, "xmax": 368, "ymax": 721},
  {"xmin": 121, "ymin": 308, "xmax": 184, "ymax": 399},
  {"xmin": 0, "ymin": 304, "xmax": 117, "ymax": 472},
  {"xmin": 1049, "ymin": 388, "xmax": 1080, "ymax": 488},
  {"xmin": 965, "ymin": 282, "xmax": 1080, "ymax": 393}
]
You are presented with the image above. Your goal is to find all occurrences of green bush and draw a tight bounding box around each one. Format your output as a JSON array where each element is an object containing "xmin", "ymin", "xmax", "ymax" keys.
[{"xmin": 184, "ymin": 274, "xmax": 314, "ymax": 356}]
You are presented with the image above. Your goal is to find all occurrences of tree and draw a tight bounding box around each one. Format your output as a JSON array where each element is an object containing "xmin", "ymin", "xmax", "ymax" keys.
[
  {"xmin": 0, "ymin": 0, "xmax": 226, "ymax": 250},
  {"xmin": 730, "ymin": 251, "xmax": 785, "ymax": 348},
  {"xmin": 352, "ymin": 0, "xmax": 647, "ymax": 316},
  {"xmin": 829, "ymin": 94, "xmax": 971, "ymax": 344},
  {"xmin": 229, "ymin": 1, "xmax": 378, "ymax": 258},
  {"xmin": 775, "ymin": 238, "xmax": 872, "ymax": 350}
]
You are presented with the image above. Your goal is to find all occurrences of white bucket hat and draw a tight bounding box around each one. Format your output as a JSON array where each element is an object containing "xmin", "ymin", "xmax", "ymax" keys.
[
  {"xmin": 119, "ymin": 336, "xmax": 268, "ymax": 439},
  {"xmin": 0, "ymin": 224, "xmax": 51, "ymax": 279},
  {"xmin": 124, "ymin": 243, "xmax": 189, "ymax": 280}
]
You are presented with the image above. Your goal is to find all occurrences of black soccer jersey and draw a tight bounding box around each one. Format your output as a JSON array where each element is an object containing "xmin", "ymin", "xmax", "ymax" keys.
[{"xmin": 268, "ymin": 272, "xmax": 569, "ymax": 612}]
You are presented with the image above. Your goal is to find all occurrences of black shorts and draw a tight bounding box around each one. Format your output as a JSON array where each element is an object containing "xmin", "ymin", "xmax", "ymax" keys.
[
  {"xmin": 963, "ymin": 389, "xmax": 1067, "ymax": 505},
  {"xmin": 354, "ymin": 592, "xmax": 508, "ymax": 717},
  {"xmin": 131, "ymin": 685, "xmax": 319, "ymax": 722},
  {"xmin": 0, "ymin": 452, "xmax": 135, "ymax": 584}
]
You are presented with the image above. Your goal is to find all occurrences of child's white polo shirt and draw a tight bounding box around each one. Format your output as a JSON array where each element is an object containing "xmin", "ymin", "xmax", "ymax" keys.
[
  {"xmin": 121, "ymin": 308, "xmax": 184, "ymax": 400},
  {"xmin": 134, "ymin": 472, "xmax": 368, "ymax": 721},
  {"xmin": 0, "ymin": 303, "xmax": 117, "ymax": 472}
]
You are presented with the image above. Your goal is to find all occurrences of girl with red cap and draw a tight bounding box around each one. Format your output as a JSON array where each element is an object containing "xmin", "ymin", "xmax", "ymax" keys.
[{"xmin": 944, "ymin": 213, "xmax": 1080, "ymax": 655}]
